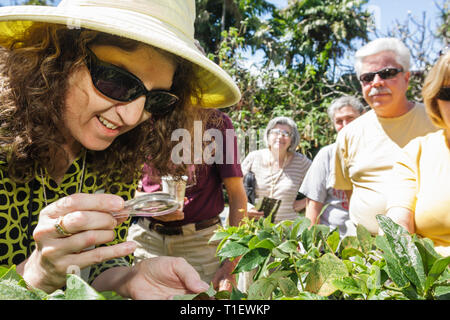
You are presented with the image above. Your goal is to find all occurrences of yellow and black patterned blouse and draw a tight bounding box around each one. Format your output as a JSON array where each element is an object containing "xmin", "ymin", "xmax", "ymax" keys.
[{"xmin": 0, "ymin": 151, "xmax": 136, "ymax": 284}]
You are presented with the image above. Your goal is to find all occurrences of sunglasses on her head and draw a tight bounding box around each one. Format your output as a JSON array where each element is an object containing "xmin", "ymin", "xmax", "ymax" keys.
[
  {"xmin": 436, "ymin": 87, "xmax": 450, "ymax": 101},
  {"xmin": 359, "ymin": 67, "xmax": 403, "ymax": 84},
  {"xmin": 85, "ymin": 47, "xmax": 180, "ymax": 116}
]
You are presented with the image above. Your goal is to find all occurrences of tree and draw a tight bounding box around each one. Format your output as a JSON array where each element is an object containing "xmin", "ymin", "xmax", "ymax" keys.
[
  {"xmin": 208, "ymin": 1, "xmax": 371, "ymax": 157},
  {"xmin": 195, "ymin": 0, "xmax": 275, "ymax": 55}
]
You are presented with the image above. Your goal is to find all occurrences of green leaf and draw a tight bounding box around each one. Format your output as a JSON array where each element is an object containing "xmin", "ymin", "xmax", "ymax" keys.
[
  {"xmin": 375, "ymin": 235, "xmax": 410, "ymax": 288},
  {"xmin": 290, "ymin": 217, "xmax": 311, "ymax": 240},
  {"xmin": 218, "ymin": 241, "xmax": 250, "ymax": 260},
  {"xmin": 253, "ymin": 238, "xmax": 276, "ymax": 250},
  {"xmin": 0, "ymin": 265, "xmax": 25, "ymax": 285},
  {"xmin": 338, "ymin": 236, "xmax": 360, "ymax": 256},
  {"xmin": 0, "ymin": 281, "xmax": 41, "ymax": 300},
  {"xmin": 278, "ymin": 292, "xmax": 328, "ymax": 300},
  {"xmin": 332, "ymin": 277, "xmax": 365, "ymax": 295},
  {"xmin": 326, "ymin": 230, "xmax": 340, "ymax": 253},
  {"xmin": 247, "ymin": 278, "xmax": 277, "ymax": 300},
  {"xmin": 425, "ymin": 256, "xmax": 450, "ymax": 293},
  {"xmin": 209, "ymin": 231, "xmax": 230, "ymax": 243},
  {"xmin": 376, "ymin": 215, "xmax": 426, "ymax": 293},
  {"xmin": 230, "ymin": 287, "xmax": 247, "ymax": 300},
  {"xmin": 0, "ymin": 265, "xmax": 42, "ymax": 300},
  {"xmin": 276, "ymin": 240, "xmax": 298, "ymax": 254},
  {"xmin": 341, "ymin": 247, "xmax": 365, "ymax": 260},
  {"xmin": 356, "ymin": 224, "xmax": 373, "ymax": 254},
  {"xmin": 233, "ymin": 248, "xmax": 271, "ymax": 274},
  {"xmin": 305, "ymin": 253, "xmax": 349, "ymax": 296},
  {"xmin": 64, "ymin": 274, "xmax": 105, "ymax": 300},
  {"xmin": 278, "ymin": 277, "xmax": 299, "ymax": 297},
  {"xmin": 301, "ymin": 228, "xmax": 313, "ymax": 251},
  {"xmin": 414, "ymin": 237, "xmax": 440, "ymax": 274}
]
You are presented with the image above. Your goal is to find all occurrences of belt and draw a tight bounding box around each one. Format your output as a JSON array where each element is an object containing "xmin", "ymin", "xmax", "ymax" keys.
[{"xmin": 146, "ymin": 216, "xmax": 221, "ymax": 236}]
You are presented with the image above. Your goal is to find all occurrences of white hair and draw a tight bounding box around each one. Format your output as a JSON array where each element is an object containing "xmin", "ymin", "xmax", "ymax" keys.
[
  {"xmin": 327, "ymin": 96, "xmax": 365, "ymax": 120},
  {"xmin": 354, "ymin": 38, "xmax": 411, "ymax": 77},
  {"xmin": 264, "ymin": 116, "xmax": 300, "ymax": 152}
]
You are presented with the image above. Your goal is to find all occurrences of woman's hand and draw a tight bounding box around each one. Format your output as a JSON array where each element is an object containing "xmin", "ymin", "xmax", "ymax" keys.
[
  {"xmin": 23, "ymin": 193, "xmax": 136, "ymax": 293},
  {"xmin": 109, "ymin": 257, "xmax": 209, "ymax": 300}
]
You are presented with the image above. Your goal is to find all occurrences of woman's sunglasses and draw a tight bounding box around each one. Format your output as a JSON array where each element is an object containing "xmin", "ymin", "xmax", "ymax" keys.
[
  {"xmin": 436, "ymin": 87, "xmax": 450, "ymax": 101},
  {"xmin": 359, "ymin": 67, "xmax": 403, "ymax": 83},
  {"xmin": 85, "ymin": 47, "xmax": 180, "ymax": 116}
]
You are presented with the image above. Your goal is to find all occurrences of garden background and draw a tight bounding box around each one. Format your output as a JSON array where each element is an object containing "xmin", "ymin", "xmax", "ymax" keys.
[{"xmin": 2, "ymin": 0, "xmax": 448, "ymax": 158}]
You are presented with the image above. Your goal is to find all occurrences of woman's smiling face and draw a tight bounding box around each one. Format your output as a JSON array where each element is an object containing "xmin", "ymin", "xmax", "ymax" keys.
[{"xmin": 62, "ymin": 44, "xmax": 176, "ymax": 155}]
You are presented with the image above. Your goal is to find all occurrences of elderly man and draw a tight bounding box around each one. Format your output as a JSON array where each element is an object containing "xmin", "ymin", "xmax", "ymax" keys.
[
  {"xmin": 300, "ymin": 96, "xmax": 365, "ymax": 237},
  {"xmin": 332, "ymin": 38, "xmax": 437, "ymax": 235}
]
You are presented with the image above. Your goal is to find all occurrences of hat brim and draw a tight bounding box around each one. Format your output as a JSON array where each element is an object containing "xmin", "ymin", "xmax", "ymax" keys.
[{"xmin": 0, "ymin": 5, "xmax": 241, "ymax": 109}]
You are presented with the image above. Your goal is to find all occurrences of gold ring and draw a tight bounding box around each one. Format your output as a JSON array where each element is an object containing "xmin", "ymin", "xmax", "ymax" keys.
[{"xmin": 54, "ymin": 216, "xmax": 72, "ymax": 237}]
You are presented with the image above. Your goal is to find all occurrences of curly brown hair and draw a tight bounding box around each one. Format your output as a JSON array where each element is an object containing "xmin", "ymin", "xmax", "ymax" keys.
[{"xmin": 0, "ymin": 23, "xmax": 204, "ymax": 184}]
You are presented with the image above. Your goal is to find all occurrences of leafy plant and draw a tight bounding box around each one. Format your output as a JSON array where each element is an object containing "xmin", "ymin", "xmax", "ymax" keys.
[
  {"xmin": 0, "ymin": 265, "xmax": 123, "ymax": 300},
  {"xmin": 202, "ymin": 214, "xmax": 450, "ymax": 300}
]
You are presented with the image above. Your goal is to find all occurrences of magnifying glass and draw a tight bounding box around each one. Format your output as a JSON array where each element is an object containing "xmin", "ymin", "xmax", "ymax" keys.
[{"xmin": 112, "ymin": 192, "xmax": 179, "ymax": 218}]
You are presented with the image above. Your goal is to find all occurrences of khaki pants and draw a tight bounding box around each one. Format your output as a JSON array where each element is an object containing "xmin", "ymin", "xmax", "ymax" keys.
[{"xmin": 127, "ymin": 218, "xmax": 222, "ymax": 284}]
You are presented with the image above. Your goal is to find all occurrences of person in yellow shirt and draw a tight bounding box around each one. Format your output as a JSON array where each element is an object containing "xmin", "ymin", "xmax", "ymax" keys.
[
  {"xmin": 332, "ymin": 38, "xmax": 437, "ymax": 235},
  {"xmin": 386, "ymin": 50, "xmax": 450, "ymax": 257}
]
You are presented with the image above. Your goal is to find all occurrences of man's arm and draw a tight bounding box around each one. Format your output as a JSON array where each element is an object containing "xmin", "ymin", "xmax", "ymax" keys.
[{"xmin": 304, "ymin": 198, "xmax": 324, "ymax": 225}]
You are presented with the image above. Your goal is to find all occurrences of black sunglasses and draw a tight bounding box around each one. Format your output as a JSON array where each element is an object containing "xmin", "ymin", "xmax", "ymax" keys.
[
  {"xmin": 85, "ymin": 47, "xmax": 179, "ymax": 116},
  {"xmin": 436, "ymin": 87, "xmax": 450, "ymax": 101},
  {"xmin": 359, "ymin": 67, "xmax": 403, "ymax": 83}
]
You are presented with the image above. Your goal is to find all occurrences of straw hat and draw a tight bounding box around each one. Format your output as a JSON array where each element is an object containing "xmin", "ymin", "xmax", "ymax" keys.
[{"xmin": 0, "ymin": 0, "xmax": 241, "ymax": 109}]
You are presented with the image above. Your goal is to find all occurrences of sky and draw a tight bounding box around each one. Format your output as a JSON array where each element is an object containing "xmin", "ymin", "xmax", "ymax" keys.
[
  {"xmin": 267, "ymin": 0, "xmax": 444, "ymax": 34},
  {"xmin": 245, "ymin": 0, "xmax": 446, "ymax": 72}
]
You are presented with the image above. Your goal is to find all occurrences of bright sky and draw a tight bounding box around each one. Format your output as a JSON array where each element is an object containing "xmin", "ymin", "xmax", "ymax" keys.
[{"xmin": 268, "ymin": 0, "xmax": 444, "ymax": 36}]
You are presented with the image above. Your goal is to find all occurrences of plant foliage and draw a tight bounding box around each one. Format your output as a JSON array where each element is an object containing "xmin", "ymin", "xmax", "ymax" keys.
[{"xmin": 187, "ymin": 215, "xmax": 450, "ymax": 300}]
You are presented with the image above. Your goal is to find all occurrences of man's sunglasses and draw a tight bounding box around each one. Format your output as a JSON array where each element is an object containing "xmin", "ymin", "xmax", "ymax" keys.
[
  {"xmin": 436, "ymin": 87, "xmax": 450, "ymax": 101},
  {"xmin": 85, "ymin": 47, "xmax": 179, "ymax": 116},
  {"xmin": 359, "ymin": 67, "xmax": 403, "ymax": 83}
]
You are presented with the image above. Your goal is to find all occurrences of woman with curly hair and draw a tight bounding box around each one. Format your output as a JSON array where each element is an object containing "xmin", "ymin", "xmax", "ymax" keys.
[{"xmin": 0, "ymin": 0, "xmax": 240, "ymax": 299}]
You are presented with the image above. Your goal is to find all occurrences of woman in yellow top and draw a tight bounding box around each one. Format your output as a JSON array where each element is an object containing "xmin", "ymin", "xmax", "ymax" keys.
[
  {"xmin": 0, "ymin": 0, "xmax": 240, "ymax": 298},
  {"xmin": 386, "ymin": 50, "xmax": 450, "ymax": 257}
]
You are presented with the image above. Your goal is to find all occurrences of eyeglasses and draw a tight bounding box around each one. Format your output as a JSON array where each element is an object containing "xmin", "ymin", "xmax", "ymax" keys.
[
  {"xmin": 85, "ymin": 47, "xmax": 180, "ymax": 116},
  {"xmin": 359, "ymin": 67, "xmax": 403, "ymax": 84},
  {"xmin": 269, "ymin": 128, "xmax": 292, "ymax": 138},
  {"xmin": 436, "ymin": 87, "xmax": 450, "ymax": 101}
]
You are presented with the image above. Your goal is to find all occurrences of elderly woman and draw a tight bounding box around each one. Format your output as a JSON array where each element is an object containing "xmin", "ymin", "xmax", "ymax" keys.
[
  {"xmin": 0, "ymin": 0, "xmax": 240, "ymax": 298},
  {"xmin": 242, "ymin": 116, "xmax": 311, "ymax": 222},
  {"xmin": 385, "ymin": 50, "xmax": 450, "ymax": 257}
]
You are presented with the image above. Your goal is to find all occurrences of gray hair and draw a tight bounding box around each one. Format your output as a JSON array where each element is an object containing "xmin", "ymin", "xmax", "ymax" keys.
[
  {"xmin": 354, "ymin": 38, "xmax": 411, "ymax": 77},
  {"xmin": 264, "ymin": 116, "xmax": 300, "ymax": 152},
  {"xmin": 327, "ymin": 96, "xmax": 365, "ymax": 120}
]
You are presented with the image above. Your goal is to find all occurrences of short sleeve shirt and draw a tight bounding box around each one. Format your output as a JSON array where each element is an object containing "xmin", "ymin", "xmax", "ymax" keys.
[
  {"xmin": 387, "ymin": 130, "xmax": 450, "ymax": 249},
  {"xmin": 299, "ymin": 143, "xmax": 351, "ymax": 235},
  {"xmin": 241, "ymin": 149, "xmax": 311, "ymax": 222},
  {"xmin": 332, "ymin": 103, "xmax": 437, "ymax": 234}
]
